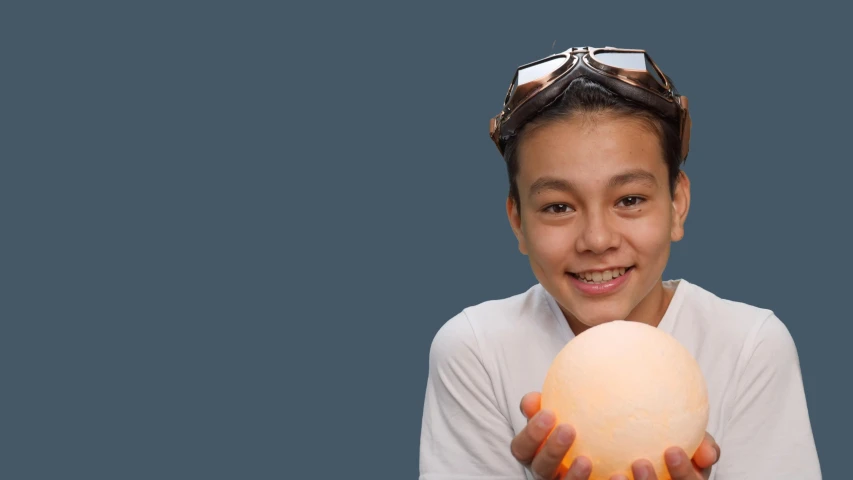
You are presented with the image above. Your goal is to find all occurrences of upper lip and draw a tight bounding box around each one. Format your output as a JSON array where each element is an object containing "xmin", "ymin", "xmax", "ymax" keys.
[{"xmin": 571, "ymin": 266, "xmax": 632, "ymax": 274}]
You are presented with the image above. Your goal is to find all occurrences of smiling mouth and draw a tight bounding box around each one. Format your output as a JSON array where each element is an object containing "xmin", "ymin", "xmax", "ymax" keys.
[{"xmin": 569, "ymin": 266, "xmax": 634, "ymax": 284}]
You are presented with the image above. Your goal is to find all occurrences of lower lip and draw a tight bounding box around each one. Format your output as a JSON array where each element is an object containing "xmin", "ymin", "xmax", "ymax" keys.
[{"xmin": 568, "ymin": 268, "xmax": 633, "ymax": 296}]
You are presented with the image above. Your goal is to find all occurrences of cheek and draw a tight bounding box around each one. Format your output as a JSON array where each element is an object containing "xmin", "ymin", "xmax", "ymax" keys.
[
  {"xmin": 628, "ymin": 210, "xmax": 673, "ymax": 255},
  {"xmin": 524, "ymin": 224, "xmax": 573, "ymax": 268}
]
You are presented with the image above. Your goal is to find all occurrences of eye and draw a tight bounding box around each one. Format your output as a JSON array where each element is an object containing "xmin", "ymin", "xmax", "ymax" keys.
[
  {"xmin": 543, "ymin": 203, "xmax": 574, "ymax": 214},
  {"xmin": 617, "ymin": 196, "xmax": 645, "ymax": 208}
]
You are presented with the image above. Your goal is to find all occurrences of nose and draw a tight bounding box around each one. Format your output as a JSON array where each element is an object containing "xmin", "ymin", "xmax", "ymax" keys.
[{"xmin": 575, "ymin": 209, "xmax": 621, "ymax": 254}]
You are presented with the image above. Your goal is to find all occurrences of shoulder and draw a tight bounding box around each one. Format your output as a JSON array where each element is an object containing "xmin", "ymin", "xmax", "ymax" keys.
[
  {"xmin": 462, "ymin": 283, "xmax": 555, "ymax": 334},
  {"xmin": 744, "ymin": 312, "xmax": 800, "ymax": 368},
  {"xmin": 429, "ymin": 283, "xmax": 555, "ymax": 367},
  {"xmin": 428, "ymin": 309, "xmax": 477, "ymax": 368},
  {"xmin": 676, "ymin": 280, "xmax": 777, "ymax": 341},
  {"xmin": 676, "ymin": 279, "xmax": 799, "ymax": 367},
  {"xmin": 679, "ymin": 280, "xmax": 773, "ymax": 325}
]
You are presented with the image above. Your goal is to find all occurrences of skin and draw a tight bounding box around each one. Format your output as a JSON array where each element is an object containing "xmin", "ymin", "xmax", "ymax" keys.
[
  {"xmin": 507, "ymin": 113, "xmax": 690, "ymax": 335},
  {"xmin": 505, "ymin": 113, "xmax": 717, "ymax": 479}
]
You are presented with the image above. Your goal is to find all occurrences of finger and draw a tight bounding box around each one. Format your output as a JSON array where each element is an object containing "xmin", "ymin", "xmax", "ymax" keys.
[
  {"xmin": 520, "ymin": 392, "xmax": 542, "ymax": 420},
  {"xmin": 631, "ymin": 459, "xmax": 660, "ymax": 480},
  {"xmin": 510, "ymin": 409, "xmax": 555, "ymax": 465},
  {"xmin": 665, "ymin": 447, "xmax": 695, "ymax": 480},
  {"xmin": 530, "ymin": 424, "xmax": 575, "ymax": 479},
  {"xmin": 608, "ymin": 476, "xmax": 629, "ymax": 480},
  {"xmin": 562, "ymin": 455, "xmax": 592, "ymax": 480},
  {"xmin": 707, "ymin": 432, "xmax": 719, "ymax": 452},
  {"xmin": 708, "ymin": 432, "xmax": 721, "ymax": 463},
  {"xmin": 691, "ymin": 432, "xmax": 719, "ymax": 469}
]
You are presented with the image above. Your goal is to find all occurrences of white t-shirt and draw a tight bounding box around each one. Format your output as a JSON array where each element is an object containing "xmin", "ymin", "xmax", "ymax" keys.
[{"xmin": 419, "ymin": 279, "xmax": 821, "ymax": 480}]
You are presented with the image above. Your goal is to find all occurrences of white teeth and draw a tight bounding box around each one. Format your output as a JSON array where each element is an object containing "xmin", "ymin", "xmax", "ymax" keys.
[{"xmin": 574, "ymin": 267, "xmax": 630, "ymax": 284}]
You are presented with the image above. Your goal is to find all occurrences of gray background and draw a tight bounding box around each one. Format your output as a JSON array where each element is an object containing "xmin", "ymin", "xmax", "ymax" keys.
[{"xmin": 2, "ymin": 1, "xmax": 849, "ymax": 478}]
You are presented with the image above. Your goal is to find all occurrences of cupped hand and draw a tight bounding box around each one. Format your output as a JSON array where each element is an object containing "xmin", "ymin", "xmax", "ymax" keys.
[
  {"xmin": 514, "ymin": 392, "xmax": 721, "ymax": 480},
  {"xmin": 510, "ymin": 392, "xmax": 592, "ymax": 479},
  {"xmin": 610, "ymin": 432, "xmax": 720, "ymax": 480},
  {"xmin": 617, "ymin": 432, "xmax": 719, "ymax": 480}
]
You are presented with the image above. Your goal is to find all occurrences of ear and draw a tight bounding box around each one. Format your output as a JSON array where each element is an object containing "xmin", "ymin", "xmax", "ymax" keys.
[
  {"xmin": 506, "ymin": 196, "xmax": 528, "ymax": 255},
  {"xmin": 670, "ymin": 171, "xmax": 691, "ymax": 242}
]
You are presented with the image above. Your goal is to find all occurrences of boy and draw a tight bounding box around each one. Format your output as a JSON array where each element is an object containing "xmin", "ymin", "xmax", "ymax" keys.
[{"xmin": 419, "ymin": 47, "xmax": 820, "ymax": 480}]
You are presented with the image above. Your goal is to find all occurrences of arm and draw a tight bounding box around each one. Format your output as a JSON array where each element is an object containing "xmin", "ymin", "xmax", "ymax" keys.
[
  {"xmin": 714, "ymin": 314, "xmax": 821, "ymax": 479},
  {"xmin": 419, "ymin": 311, "xmax": 525, "ymax": 480}
]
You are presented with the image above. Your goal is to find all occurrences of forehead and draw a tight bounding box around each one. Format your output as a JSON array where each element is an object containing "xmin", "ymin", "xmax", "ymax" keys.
[{"xmin": 516, "ymin": 114, "xmax": 667, "ymax": 188}]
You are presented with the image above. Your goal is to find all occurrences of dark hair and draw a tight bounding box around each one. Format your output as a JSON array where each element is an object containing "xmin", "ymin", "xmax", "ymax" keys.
[{"xmin": 503, "ymin": 76, "xmax": 685, "ymax": 213}]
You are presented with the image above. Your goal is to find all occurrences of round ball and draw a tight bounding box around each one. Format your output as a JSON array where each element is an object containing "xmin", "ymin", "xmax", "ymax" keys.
[{"xmin": 541, "ymin": 320, "xmax": 709, "ymax": 480}]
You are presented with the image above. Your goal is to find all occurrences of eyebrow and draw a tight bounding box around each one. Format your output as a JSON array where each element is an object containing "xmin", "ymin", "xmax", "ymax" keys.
[
  {"xmin": 528, "ymin": 169, "xmax": 659, "ymax": 198},
  {"xmin": 528, "ymin": 177, "xmax": 578, "ymax": 198},
  {"xmin": 607, "ymin": 169, "xmax": 658, "ymax": 189}
]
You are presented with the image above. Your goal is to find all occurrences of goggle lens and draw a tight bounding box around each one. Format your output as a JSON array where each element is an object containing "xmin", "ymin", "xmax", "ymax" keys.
[
  {"xmin": 507, "ymin": 55, "xmax": 570, "ymax": 103},
  {"xmin": 595, "ymin": 51, "xmax": 666, "ymax": 89},
  {"xmin": 517, "ymin": 56, "xmax": 567, "ymax": 86}
]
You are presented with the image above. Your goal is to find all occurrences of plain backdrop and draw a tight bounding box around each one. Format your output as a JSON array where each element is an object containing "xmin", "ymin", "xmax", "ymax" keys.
[{"xmin": 2, "ymin": 1, "xmax": 850, "ymax": 478}]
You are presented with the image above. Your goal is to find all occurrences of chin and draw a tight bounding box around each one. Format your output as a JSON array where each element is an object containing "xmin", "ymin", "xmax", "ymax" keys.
[{"xmin": 546, "ymin": 277, "xmax": 638, "ymax": 327}]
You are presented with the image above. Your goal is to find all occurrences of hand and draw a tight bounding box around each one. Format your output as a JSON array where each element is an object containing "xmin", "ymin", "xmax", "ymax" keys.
[
  {"xmin": 511, "ymin": 392, "xmax": 592, "ymax": 479},
  {"xmin": 514, "ymin": 392, "xmax": 721, "ymax": 480},
  {"xmin": 619, "ymin": 432, "xmax": 719, "ymax": 480},
  {"xmin": 610, "ymin": 432, "xmax": 720, "ymax": 480}
]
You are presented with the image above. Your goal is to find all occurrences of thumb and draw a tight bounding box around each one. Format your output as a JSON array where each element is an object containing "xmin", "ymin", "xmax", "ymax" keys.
[{"xmin": 519, "ymin": 392, "xmax": 542, "ymax": 420}]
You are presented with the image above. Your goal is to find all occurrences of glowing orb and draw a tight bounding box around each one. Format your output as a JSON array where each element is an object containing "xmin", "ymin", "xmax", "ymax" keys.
[{"xmin": 541, "ymin": 320, "xmax": 709, "ymax": 480}]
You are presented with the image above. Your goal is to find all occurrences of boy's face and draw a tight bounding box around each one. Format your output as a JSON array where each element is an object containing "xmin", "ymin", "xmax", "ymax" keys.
[{"xmin": 507, "ymin": 113, "xmax": 690, "ymax": 332}]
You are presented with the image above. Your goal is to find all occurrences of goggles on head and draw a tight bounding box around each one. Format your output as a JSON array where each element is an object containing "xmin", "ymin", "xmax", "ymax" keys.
[{"xmin": 489, "ymin": 46, "xmax": 691, "ymax": 161}]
